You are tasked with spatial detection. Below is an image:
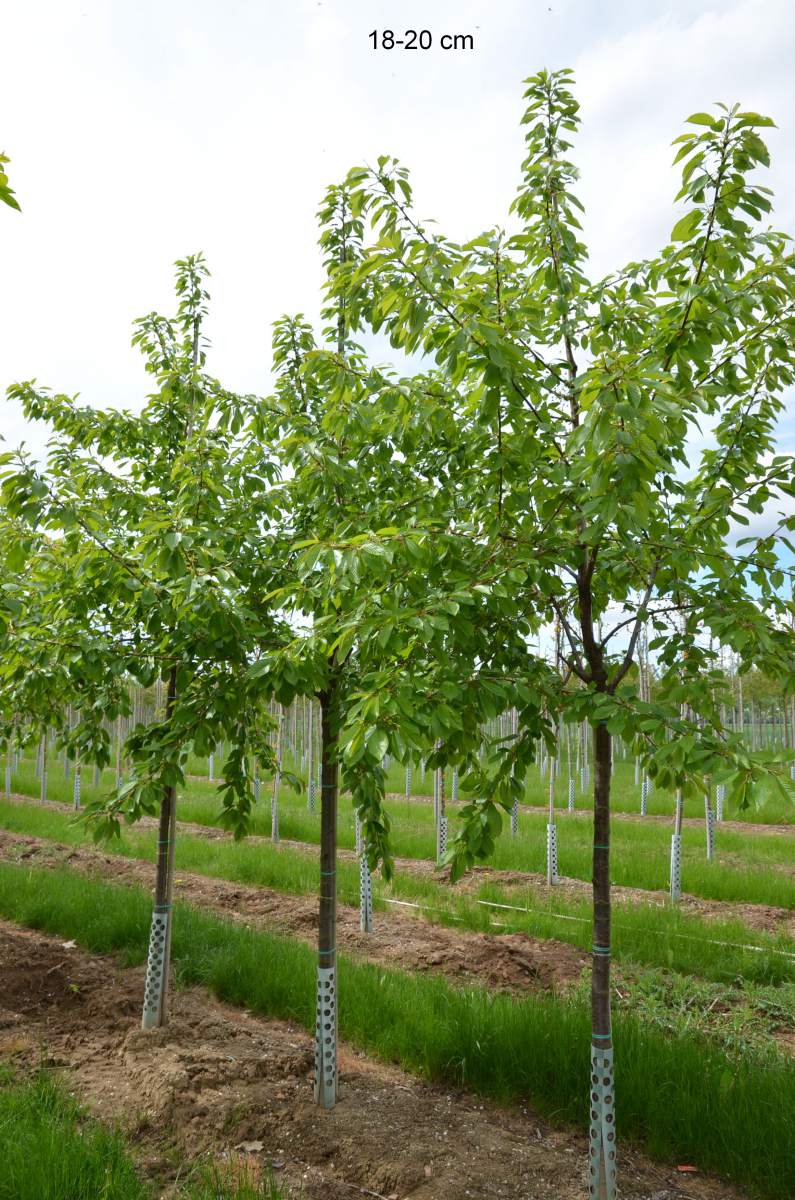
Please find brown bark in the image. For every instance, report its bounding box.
[591,721,612,1044]
[318,679,339,973]
[316,668,341,1107]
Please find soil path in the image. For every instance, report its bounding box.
[4,792,795,940]
[0,829,588,995]
[0,919,751,1200]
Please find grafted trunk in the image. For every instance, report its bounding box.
[141,665,178,1030]
[39,731,47,802]
[589,720,616,1200]
[315,674,340,1108]
[307,699,316,811]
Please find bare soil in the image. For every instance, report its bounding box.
[0,920,750,1200]
[0,828,587,995]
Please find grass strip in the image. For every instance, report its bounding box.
[1,795,793,987]
[11,758,795,911]
[0,863,793,1199]
[0,1067,148,1200]
[0,1066,286,1200]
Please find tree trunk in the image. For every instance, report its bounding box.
[589,720,616,1200]
[307,700,316,812]
[141,665,178,1030]
[271,706,283,841]
[315,674,339,1108]
[115,714,123,788]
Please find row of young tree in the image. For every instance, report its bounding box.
[6,655,793,905]
[3,70,795,1199]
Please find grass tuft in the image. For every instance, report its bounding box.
[0,863,793,1199]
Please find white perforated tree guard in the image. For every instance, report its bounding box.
[705,796,715,861]
[640,776,648,816]
[546,823,559,885]
[452,769,459,803]
[716,783,725,822]
[405,764,411,800]
[437,815,448,863]
[314,965,338,1108]
[670,833,682,902]
[73,769,81,810]
[568,777,575,812]
[271,792,279,841]
[208,751,215,782]
[580,766,587,793]
[588,1045,617,1199]
[510,798,519,837]
[354,813,363,856]
[359,853,373,933]
[308,771,316,813]
[141,907,171,1030]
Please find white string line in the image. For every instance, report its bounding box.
[378,895,795,960]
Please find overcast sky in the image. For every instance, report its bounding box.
[2,0,794,483]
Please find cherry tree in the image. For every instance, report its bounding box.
[334,69,795,1198]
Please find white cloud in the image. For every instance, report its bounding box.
[1,0,794,470]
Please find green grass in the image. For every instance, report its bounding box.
[0,1068,148,1200]
[0,1066,286,1200]
[2,795,794,987]
[13,746,795,829]
[182,745,795,824]
[32,761,795,909]
[0,863,793,1199]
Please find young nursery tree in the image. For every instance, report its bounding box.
[252,183,456,1107]
[335,69,795,1198]
[250,181,555,1105]
[2,254,291,1030]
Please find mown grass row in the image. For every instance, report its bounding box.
[0,863,793,1199]
[1,795,794,987]
[16,755,795,917]
[186,747,795,825]
[0,1066,284,1200]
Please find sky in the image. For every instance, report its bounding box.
[2,0,795,518]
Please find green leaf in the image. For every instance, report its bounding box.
[366,728,389,762]
[670,210,702,241]
[686,112,717,127]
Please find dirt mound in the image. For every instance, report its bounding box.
[0,921,748,1200]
